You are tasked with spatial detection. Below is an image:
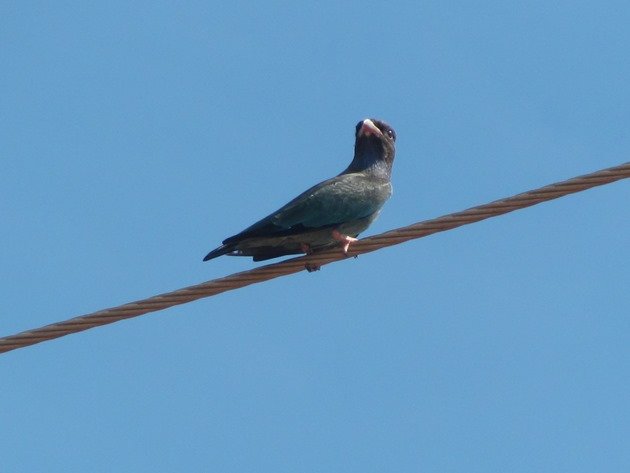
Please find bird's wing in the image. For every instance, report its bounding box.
[224,173,391,242]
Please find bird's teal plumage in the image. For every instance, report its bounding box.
[236,173,391,236]
[203,118,396,262]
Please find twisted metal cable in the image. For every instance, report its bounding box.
[1,162,629,354]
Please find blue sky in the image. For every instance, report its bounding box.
[2,1,629,471]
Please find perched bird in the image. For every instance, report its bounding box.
[203,118,396,267]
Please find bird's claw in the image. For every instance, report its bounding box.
[305,263,321,272]
[331,230,358,256]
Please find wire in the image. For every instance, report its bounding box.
[1,162,629,354]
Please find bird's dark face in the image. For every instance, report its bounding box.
[348,118,396,176]
[355,118,396,143]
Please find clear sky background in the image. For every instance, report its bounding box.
[2,2,629,471]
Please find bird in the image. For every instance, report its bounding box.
[203,118,396,269]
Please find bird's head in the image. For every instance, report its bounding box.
[345,118,396,177]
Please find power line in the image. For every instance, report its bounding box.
[1,162,629,354]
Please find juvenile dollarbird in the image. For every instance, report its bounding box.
[203,118,396,268]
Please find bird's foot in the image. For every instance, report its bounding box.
[331,230,358,256]
[301,243,321,272]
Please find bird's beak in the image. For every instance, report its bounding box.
[359,119,383,137]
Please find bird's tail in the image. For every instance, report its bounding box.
[202,244,235,261]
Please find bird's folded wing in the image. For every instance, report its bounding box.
[225,173,391,242]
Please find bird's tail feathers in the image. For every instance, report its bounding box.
[202,244,235,261]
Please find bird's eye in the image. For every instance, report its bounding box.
[387,129,396,141]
